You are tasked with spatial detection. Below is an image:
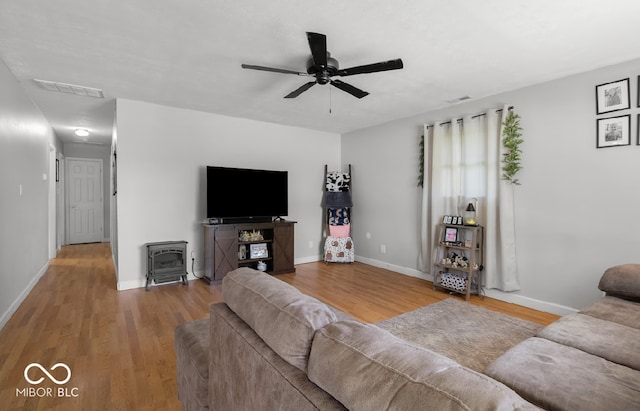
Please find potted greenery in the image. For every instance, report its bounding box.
[501,111,523,185]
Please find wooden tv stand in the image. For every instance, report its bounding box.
[202,220,296,283]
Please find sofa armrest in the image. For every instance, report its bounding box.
[599,264,640,301]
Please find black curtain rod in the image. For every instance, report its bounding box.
[425,106,514,129]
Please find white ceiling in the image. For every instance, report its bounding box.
[2,1,640,145]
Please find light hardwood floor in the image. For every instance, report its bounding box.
[0,243,558,410]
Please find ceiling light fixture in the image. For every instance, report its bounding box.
[74,128,90,137]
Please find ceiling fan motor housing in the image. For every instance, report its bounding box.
[306,53,339,84]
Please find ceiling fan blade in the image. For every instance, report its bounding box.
[241,64,309,76]
[284,81,317,98]
[336,58,404,76]
[306,32,328,68]
[330,79,369,99]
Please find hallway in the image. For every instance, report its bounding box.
[0,243,219,410]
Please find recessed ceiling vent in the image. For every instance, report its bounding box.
[33,79,104,98]
[445,95,473,104]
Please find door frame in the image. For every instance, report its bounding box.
[48,145,57,258]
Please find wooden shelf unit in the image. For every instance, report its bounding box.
[203,220,296,283]
[433,223,484,301]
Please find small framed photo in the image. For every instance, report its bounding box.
[596,78,630,114]
[442,215,449,224]
[444,215,452,224]
[596,114,630,148]
[444,227,458,242]
[249,243,268,259]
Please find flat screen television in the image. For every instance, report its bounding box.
[206,166,288,223]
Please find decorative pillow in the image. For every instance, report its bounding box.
[329,224,350,238]
[326,172,351,192]
[598,264,640,299]
[328,208,350,225]
[222,267,337,371]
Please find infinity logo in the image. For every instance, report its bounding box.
[24,363,71,385]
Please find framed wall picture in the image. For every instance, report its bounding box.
[596,114,630,148]
[595,78,630,114]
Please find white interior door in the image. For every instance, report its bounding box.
[67,158,103,244]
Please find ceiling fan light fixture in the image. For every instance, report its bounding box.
[74,128,90,137]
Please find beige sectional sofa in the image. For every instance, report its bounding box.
[486,264,640,411]
[175,265,640,410]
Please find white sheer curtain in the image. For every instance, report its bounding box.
[420,105,520,291]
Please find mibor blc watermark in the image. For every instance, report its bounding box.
[16,362,80,398]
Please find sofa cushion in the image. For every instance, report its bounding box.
[486,337,640,411]
[537,313,640,371]
[579,295,640,329]
[222,267,337,372]
[598,264,640,300]
[308,320,539,411]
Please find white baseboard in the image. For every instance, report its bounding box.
[0,261,50,331]
[354,255,577,316]
[355,255,432,282]
[295,255,323,265]
[117,272,204,291]
[483,289,577,316]
[117,278,145,290]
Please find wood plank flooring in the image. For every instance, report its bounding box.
[0,243,558,410]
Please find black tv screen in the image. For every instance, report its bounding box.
[206,166,288,220]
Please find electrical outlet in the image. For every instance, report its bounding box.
[191,251,196,259]
[380,244,386,254]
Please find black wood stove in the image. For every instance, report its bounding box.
[145,241,189,291]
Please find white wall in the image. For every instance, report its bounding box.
[0,59,61,328]
[115,99,341,289]
[343,57,640,314]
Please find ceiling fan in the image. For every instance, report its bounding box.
[241,32,403,99]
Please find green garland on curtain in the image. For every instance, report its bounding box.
[418,134,424,187]
[501,111,523,185]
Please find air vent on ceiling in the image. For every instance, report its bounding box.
[33,79,104,98]
[445,95,472,104]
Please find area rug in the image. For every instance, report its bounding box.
[376,298,542,373]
